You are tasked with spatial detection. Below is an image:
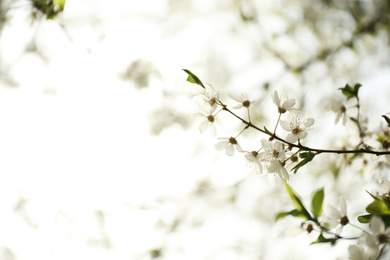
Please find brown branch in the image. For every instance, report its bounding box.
[220,102,390,156]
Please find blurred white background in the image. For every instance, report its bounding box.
[0,0,389,259]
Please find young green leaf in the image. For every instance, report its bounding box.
[311,233,337,245]
[339,83,355,100]
[275,209,309,221]
[382,115,390,127]
[291,151,316,173]
[365,191,390,215]
[284,182,311,220]
[311,188,324,218]
[338,83,362,100]
[357,214,371,223]
[182,69,205,88]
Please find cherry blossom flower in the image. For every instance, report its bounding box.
[243,150,263,174]
[330,98,347,125]
[348,244,377,260]
[196,111,217,137]
[229,92,255,109]
[372,177,390,200]
[280,114,315,143]
[325,198,349,235]
[215,137,243,156]
[272,90,297,114]
[362,216,390,254]
[260,139,289,180]
[194,83,219,113]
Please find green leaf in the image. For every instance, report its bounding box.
[182,69,205,88]
[382,115,390,127]
[353,83,362,95]
[32,0,66,20]
[339,83,355,100]
[338,83,362,100]
[311,188,324,218]
[275,209,308,221]
[284,182,311,220]
[358,214,371,223]
[366,200,390,215]
[365,191,390,215]
[291,151,316,173]
[311,233,337,245]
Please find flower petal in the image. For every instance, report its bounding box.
[225,145,235,156]
[272,91,280,107]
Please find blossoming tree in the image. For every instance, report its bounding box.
[184,69,390,260]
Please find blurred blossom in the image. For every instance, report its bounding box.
[362,216,390,254]
[196,111,217,137]
[215,137,243,156]
[324,198,349,235]
[229,92,254,109]
[348,244,377,260]
[372,177,390,200]
[330,98,347,125]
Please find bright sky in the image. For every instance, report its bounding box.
[0,1,389,260]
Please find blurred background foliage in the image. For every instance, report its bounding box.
[0,0,389,259]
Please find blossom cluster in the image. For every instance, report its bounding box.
[194,85,315,181]
[185,71,390,260]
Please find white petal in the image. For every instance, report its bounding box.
[340,198,347,215]
[272,91,280,107]
[286,133,298,143]
[254,161,263,174]
[297,131,308,140]
[215,140,228,150]
[282,98,296,109]
[199,120,209,133]
[274,141,284,152]
[209,123,216,137]
[268,160,280,173]
[325,204,342,220]
[370,216,384,234]
[342,114,347,125]
[232,104,243,109]
[280,166,289,181]
[303,118,315,127]
[280,120,291,131]
[225,145,235,156]
[348,245,364,260]
[235,143,243,153]
[229,93,242,102]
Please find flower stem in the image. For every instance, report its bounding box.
[274,113,282,134]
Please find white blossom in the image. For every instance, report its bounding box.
[325,198,349,235]
[330,98,347,125]
[272,90,297,114]
[260,139,289,180]
[372,177,390,200]
[215,137,243,156]
[244,151,263,174]
[194,83,220,113]
[280,114,315,143]
[196,111,217,137]
[229,92,255,109]
[361,216,390,255]
[348,244,377,260]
